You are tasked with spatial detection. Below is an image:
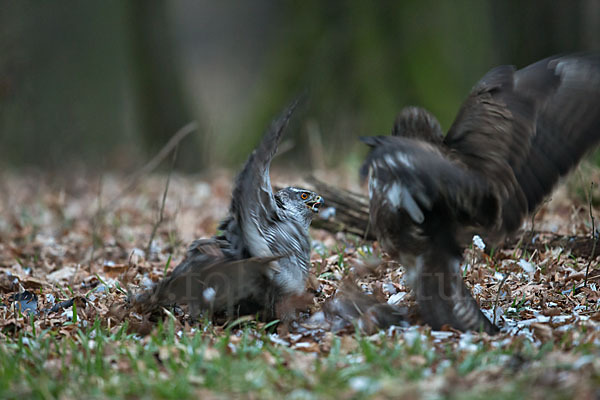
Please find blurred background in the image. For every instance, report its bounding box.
[1,0,599,173]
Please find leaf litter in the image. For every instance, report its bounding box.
[2,170,600,397]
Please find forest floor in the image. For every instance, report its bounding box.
[1,168,600,399]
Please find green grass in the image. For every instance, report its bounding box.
[1,317,597,399]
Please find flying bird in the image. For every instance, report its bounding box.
[136,101,324,320]
[361,53,600,334]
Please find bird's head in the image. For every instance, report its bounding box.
[275,187,324,227]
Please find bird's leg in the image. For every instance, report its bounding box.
[412,248,499,334]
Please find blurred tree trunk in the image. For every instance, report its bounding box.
[126,1,200,170]
[490,0,594,66]
[0,1,138,170]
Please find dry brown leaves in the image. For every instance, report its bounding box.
[1,170,600,358]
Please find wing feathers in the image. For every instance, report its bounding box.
[361,136,497,227]
[361,53,600,333]
[134,252,279,317]
[231,100,299,223]
[445,53,600,237]
[229,100,299,258]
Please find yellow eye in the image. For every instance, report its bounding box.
[301,192,309,200]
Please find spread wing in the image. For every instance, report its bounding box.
[445,53,600,235]
[360,136,498,229]
[227,100,299,258]
[134,238,279,317]
[360,53,600,334]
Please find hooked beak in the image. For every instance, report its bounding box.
[307,196,324,213]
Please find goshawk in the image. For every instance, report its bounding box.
[137,102,323,319]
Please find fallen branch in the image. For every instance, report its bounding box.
[304,176,375,240]
[504,231,600,259]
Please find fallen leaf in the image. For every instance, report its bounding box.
[47,266,76,283]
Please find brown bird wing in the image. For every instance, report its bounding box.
[360,136,497,229]
[444,53,600,236]
[391,106,444,143]
[360,54,600,334]
[135,239,279,318]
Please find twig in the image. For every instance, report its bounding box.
[146,144,179,257]
[87,173,104,269]
[528,207,539,246]
[85,122,195,268]
[585,182,596,288]
[493,272,510,326]
[103,121,197,213]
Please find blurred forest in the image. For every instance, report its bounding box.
[1,0,599,172]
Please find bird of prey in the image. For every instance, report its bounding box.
[361,53,600,334]
[136,102,324,320]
